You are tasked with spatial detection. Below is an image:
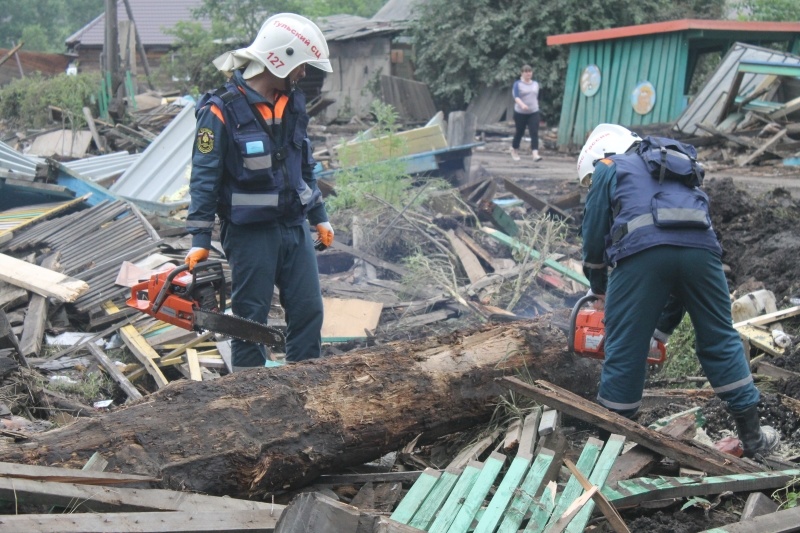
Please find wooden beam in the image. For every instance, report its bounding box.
[737,129,787,167]
[103,301,169,388]
[502,178,571,220]
[564,458,630,533]
[186,348,203,381]
[85,343,143,401]
[0,252,88,302]
[446,229,486,285]
[0,460,155,485]
[329,240,408,276]
[733,306,800,328]
[19,254,60,359]
[501,378,760,475]
[0,509,280,532]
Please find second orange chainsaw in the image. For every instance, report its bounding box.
[568,294,666,365]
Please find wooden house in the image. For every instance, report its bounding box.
[547,19,800,150]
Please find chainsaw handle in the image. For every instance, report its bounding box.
[150,264,191,315]
[567,294,600,354]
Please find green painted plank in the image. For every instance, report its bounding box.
[558,43,583,148]
[446,451,506,533]
[481,227,589,287]
[523,480,558,533]
[390,468,442,524]
[496,449,555,533]
[490,205,518,237]
[603,468,800,508]
[473,452,533,533]
[738,61,800,77]
[542,438,604,531]
[670,35,690,120]
[565,434,626,533]
[428,462,484,533]
[409,468,462,530]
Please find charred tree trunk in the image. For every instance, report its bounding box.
[0,318,599,498]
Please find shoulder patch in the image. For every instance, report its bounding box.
[598,158,614,165]
[197,128,215,154]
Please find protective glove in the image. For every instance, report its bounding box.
[315,222,334,251]
[185,247,209,270]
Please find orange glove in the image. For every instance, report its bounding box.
[185,247,209,270]
[315,222,334,250]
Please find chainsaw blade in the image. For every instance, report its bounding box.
[192,308,285,352]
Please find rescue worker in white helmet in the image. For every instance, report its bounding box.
[185,13,333,370]
[579,123,779,460]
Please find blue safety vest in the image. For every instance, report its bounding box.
[605,152,722,264]
[198,82,321,225]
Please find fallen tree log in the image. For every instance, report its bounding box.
[0,318,599,498]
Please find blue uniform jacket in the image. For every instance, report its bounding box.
[186,71,328,249]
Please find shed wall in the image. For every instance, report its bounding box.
[558,33,688,149]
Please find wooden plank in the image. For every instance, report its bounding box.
[502,418,523,453]
[474,452,533,533]
[0,476,280,513]
[736,324,784,356]
[502,178,572,220]
[0,281,27,310]
[0,252,88,302]
[408,467,461,530]
[85,342,143,401]
[103,301,169,388]
[427,461,483,533]
[755,360,799,380]
[19,254,60,358]
[518,407,543,456]
[390,468,441,524]
[83,106,107,153]
[329,240,408,276]
[447,452,506,532]
[446,229,486,285]
[0,461,155,485]
[336,123,448,165]
[186,348,202,382]
[482,228,590,287]
[543,486,598,533]
[740,491,779,521]
[447,430,500,470]
[604,468,800,508]
[502,378,760,475]
[565,435,626,533]
[496,449,554,533]
[737,129,787,167]
[564,458,630,533]
[733,306,800,328]
[0,509,281,533]
[525,481,558,533]
[545,438,604,530]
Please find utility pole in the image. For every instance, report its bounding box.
[104,0,124,119]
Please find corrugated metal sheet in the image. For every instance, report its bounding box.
[675,42,800,135]
[0,140,37,178]
[0,200,162,315]
[110,103,195,210]
[557,32,687,149]
[64,151,141,183]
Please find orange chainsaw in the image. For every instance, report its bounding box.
[568,294,666,364]
[126,261,285,351]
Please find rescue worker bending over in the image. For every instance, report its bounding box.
[185,13,334,369]
[578,123,779,460]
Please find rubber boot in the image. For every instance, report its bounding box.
[730,404,780,459]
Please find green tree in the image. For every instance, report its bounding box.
[735,0,800,21]
[409,0,725,123]
[0,0,104,53]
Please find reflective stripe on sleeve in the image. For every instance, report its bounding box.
[713,374,754,394]
[298,182,314,205]
[582,261,607,270]
[597,394,641,412]
[186,220,215,229]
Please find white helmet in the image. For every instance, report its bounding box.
[213,13,333,79]
[576,124,641,186]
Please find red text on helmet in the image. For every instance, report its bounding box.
[273,21,311,47]
[267,52,285,69]
[310,45,322,59]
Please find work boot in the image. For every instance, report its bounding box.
[730,404,780,459]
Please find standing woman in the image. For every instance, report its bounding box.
[511,64,542,162]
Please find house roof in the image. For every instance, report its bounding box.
[371,0,424,22]
[65,0,210,48]
[547,19,800,46]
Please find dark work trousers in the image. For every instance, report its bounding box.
[220,219,323,366]
[597,245,759,417]
[512,110,540,151]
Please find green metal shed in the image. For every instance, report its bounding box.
[547,19,800,150]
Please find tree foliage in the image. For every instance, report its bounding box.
[0,0,104,53]
[0,72,101,129]
[409,0,725,123]
[734,0,800,22]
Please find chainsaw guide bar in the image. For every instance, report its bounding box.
[193,308,285,352]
